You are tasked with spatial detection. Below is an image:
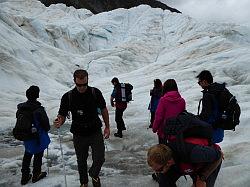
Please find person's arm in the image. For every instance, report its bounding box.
[152,97,165,133]
[39,107,50,132]
[95,88,110,138]
[54,93,69,128]
[199,93,213,121]
[101,107,110,139]
[190,144,223,182]
[110,88,116,107]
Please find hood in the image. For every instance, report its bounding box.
[17,100,41,111]
[205,82,226,94]
[162,91,183,103]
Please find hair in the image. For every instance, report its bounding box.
[147,144,173,167]
[162,79,178,95]
[154,79,162,89]
[111,77,119,84]
[26,85,40,101]
[196,70,213,84]
[73,69,88,81]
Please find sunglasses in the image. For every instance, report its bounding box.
[76,82,88,87]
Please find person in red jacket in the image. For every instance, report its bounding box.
[110,77,127,138]
[152,79,186,144]
[147,143,222,187]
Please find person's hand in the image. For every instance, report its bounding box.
[54,116,64,128]
[195,176,206,187]
[103,126,110,139]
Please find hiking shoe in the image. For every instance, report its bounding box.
[92,176,101,187]
[114,132,123,138]
[32,172,47,183]
[152,173,159,182]
[21,174,32,185]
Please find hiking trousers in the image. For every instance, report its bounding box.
[115,107,126,133]
[21,151,44,176]
[73,130,105,185]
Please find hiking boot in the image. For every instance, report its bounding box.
[114,132,123,138]
[21,174,32,185]
[32,171,47,183]
[152,173,159,182]
[92,176,101,187]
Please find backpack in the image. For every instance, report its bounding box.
[164,111,213,162]
[13,108,39,141]
[199,83,241,130]
[115,83,133,102]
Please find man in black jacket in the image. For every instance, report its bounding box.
[196,70,224,143]
[147,143,222,187]
[18,86,50,185]
[54,69,110,187]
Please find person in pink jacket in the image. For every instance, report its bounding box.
[152,79,186,144]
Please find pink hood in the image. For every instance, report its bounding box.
[152,91,186,139]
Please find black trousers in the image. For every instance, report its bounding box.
[115,108,126,133]
[21,151,44,176]
[73,130,105,185]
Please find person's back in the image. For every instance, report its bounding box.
[17,86,50,185]
[153,79,185,143]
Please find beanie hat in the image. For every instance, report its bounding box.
[26,85,40,101]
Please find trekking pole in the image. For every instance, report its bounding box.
[104,139,109,152]
[47,147,50,175]
[58,128,67,187]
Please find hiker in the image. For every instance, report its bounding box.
[110,77,128,138]
[17,86,50,185]
[152,79,185,144]
[196,70,225,143]
[148,79,162,128]
[54,69,110,187]
[147,144,222,187]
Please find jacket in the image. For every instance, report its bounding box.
[19,100,50,154]
[199,82,224,143]
[148,87,162,112]
[153,91,185,139]
[58,86,106,136]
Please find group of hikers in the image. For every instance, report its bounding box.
[13,69,240,187]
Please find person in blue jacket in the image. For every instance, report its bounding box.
[148,79,162,128]
[18,86,50,185]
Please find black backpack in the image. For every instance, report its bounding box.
[13,108,39,141]
[115,83,133,102]
[165,111,213,161]
[199,83,241,130]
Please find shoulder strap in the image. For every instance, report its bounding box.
[91,87,97,101]
[68,90,73,111]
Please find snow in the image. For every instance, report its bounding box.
[0,0,250,186]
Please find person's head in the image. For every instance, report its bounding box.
[196,70,213,89]
[111,77,119,86]
[154,79,162,89]
[162,79,178,95]
[147,144,174,173]
[73,69,88,93]
[26,85,40,101]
